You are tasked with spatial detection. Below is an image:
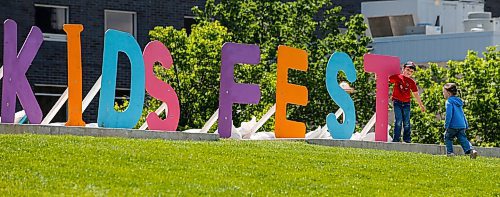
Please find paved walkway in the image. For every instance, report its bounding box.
[306,139,500,158]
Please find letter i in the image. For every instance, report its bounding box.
[64,24,86,126]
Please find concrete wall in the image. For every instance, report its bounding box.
[0,123,219,141]
[441,0,484,34]
[372,31,498,63]
[362,0,485,35]
[362,0,419,18]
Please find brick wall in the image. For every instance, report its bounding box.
[0,0,206,123]
[485,0,500,17]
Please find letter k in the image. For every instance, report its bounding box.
[2,19,43,123]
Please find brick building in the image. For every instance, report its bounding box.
[0,0,205,123]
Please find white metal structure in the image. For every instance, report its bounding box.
[362,0,485,35]
[249,104,276,134]
[41,75,102,125]
[200,109,219,133]
[138,102,168,130]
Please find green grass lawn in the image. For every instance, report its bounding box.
[0,134,498,196]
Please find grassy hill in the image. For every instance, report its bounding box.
[0,134,498,196]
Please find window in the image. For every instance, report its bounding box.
[105,10,137,37]
[184,16,197,35]
[34,4,68,42]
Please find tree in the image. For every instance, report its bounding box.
[138,21,231,130]
[142,0,372,132]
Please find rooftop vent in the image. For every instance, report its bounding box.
[468,12,492,19]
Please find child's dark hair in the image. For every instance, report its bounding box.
[444,83,458,95]
[403,61,417,71]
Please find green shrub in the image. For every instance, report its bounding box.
[138,21,231,130]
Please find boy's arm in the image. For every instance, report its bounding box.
[388,74,397,84]
[412,91,426,112]
[445,100,453,129]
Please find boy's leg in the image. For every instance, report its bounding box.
[444,128,457,154]
[402,102,411,143]
[456,129,473,154]
[392,101,403,142]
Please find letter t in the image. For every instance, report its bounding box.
[363,54,400,142]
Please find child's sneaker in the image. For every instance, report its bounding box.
[446,153,455,157]
[470,150,478,159]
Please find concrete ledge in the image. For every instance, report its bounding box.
[306,139,500,158]
[0,124,219,141]
[1,124,497,157]
[243,138,307,142]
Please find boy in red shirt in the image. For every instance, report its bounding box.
[389,61,426,143]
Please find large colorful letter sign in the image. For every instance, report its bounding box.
[64,24,86,126]
[218,43,261,138]
[364,54,400,141]
[326,52,357,139]
[2,19,43,124]
[97,30,145,128]
[143,41,180,131]
[275,45,308,138]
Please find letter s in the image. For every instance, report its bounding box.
[143,41,180,131]
[325,52,357,139]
